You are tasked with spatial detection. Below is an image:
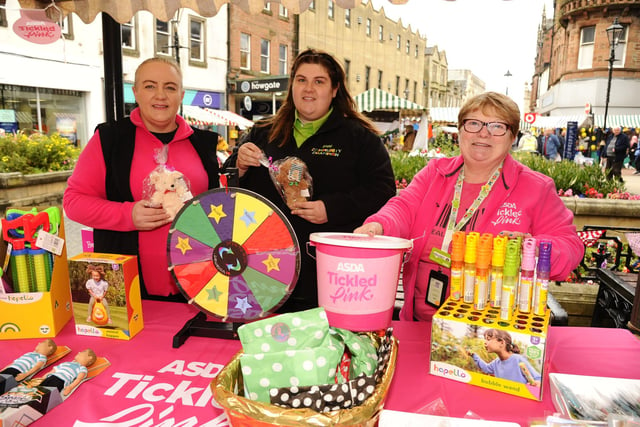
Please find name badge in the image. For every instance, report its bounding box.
[429,247,451,269]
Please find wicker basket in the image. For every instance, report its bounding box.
[212,335,398,426]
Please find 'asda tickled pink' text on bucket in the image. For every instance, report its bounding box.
[327,263,378,303]
[309,233,412,332]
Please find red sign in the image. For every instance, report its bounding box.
[585,103,592,114]
[524,112,537,124]
[13,10,61,45]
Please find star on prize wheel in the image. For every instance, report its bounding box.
[167,188,300,322]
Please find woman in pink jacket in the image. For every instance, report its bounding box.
[355,92,584,321]
[64,57,219,299]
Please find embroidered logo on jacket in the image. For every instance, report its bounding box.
[491,202,522,226]
[311,146,342,157]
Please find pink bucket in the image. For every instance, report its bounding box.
[309,232,412,331]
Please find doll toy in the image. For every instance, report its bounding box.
[0,339,58,394]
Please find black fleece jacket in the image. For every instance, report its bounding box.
[224,109,396,312]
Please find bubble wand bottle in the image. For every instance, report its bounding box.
[500,238,520,321]
[533,240,552,316]
[450,231,465,301]
[474,233,493,310]
[490,235,508,308]
[463,232,479,304]
[518,237,537,313]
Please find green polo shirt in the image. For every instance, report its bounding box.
[293,108,333,147]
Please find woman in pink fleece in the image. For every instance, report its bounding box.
[355,92,584,321]
[64,57,219,300]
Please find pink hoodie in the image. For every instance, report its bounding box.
[365,154,584,321]
[64,108,210,296]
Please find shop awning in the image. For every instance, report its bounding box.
[531,115,588,129]
[429,107,459,124]
[182,105,214,127]
[355,88,425,113]
[204,108,254,129]
[593,114,640,130]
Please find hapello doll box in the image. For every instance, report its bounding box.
[68,252,143,340]
[429,298,550,401]
[0,208,72,340]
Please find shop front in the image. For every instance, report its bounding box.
[0,84,87,146]
[233,76,289,121]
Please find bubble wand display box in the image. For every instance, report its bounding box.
[68,252,143,340]
[429,298,550,401]
[0,211,72,340]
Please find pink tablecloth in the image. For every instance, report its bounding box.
[1,300,639,426]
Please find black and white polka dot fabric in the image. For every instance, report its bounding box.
[269,328,394,412]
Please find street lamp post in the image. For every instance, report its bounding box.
[504,70,512,96]
[603,18,624,131]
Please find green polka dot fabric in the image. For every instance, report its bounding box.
[269,328,394,412]
[238,308,345,403]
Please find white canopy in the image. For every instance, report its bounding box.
[355,88,425,113]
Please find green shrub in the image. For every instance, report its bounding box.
[513,152,623,196]
[390,148,624,197]
[0,132,80,174]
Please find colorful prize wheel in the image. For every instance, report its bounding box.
[167,188,300,322]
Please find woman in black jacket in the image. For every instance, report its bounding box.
[224,49,396,313]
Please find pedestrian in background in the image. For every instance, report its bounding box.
[603,126,630,182]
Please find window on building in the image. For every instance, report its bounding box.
[345,9,351,27]
[395,75,400,96]
[366,18,371,36]
[260,39,270,73]
[240,33,251,70]
[432,64,438,83]
[613,25,628,68]
[344,59,351,85]
[189,17,205,64]
[328,0,334,20]
[59,15,73,39]
[577,26,595,70]
[405,40,410,54]
[309,1,315,10]
[377,70,383,89]
[279,5,288,18]
[279,44,288,75]
[155,19,172,56]
[378,25,384,42]
[121,18,137,53]
[365,66,371,90]
[263,3,271,12]
[405,78,409,98]
[396,35,401,50]
[415,44,419,58]
[0,6,7,27]
[413,81,417,103]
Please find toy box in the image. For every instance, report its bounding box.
[0,209,72,340]
[68,252,143,340]
[429,298,550,401]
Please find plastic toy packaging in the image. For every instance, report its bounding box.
[142,145,193,221]
[268,156,313,209]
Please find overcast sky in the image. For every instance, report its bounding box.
[369,0,554,112]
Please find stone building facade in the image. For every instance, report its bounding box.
[530,0,640,117]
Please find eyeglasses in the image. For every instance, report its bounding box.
[462,119,511,136]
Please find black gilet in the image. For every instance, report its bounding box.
[93,117,220,257]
